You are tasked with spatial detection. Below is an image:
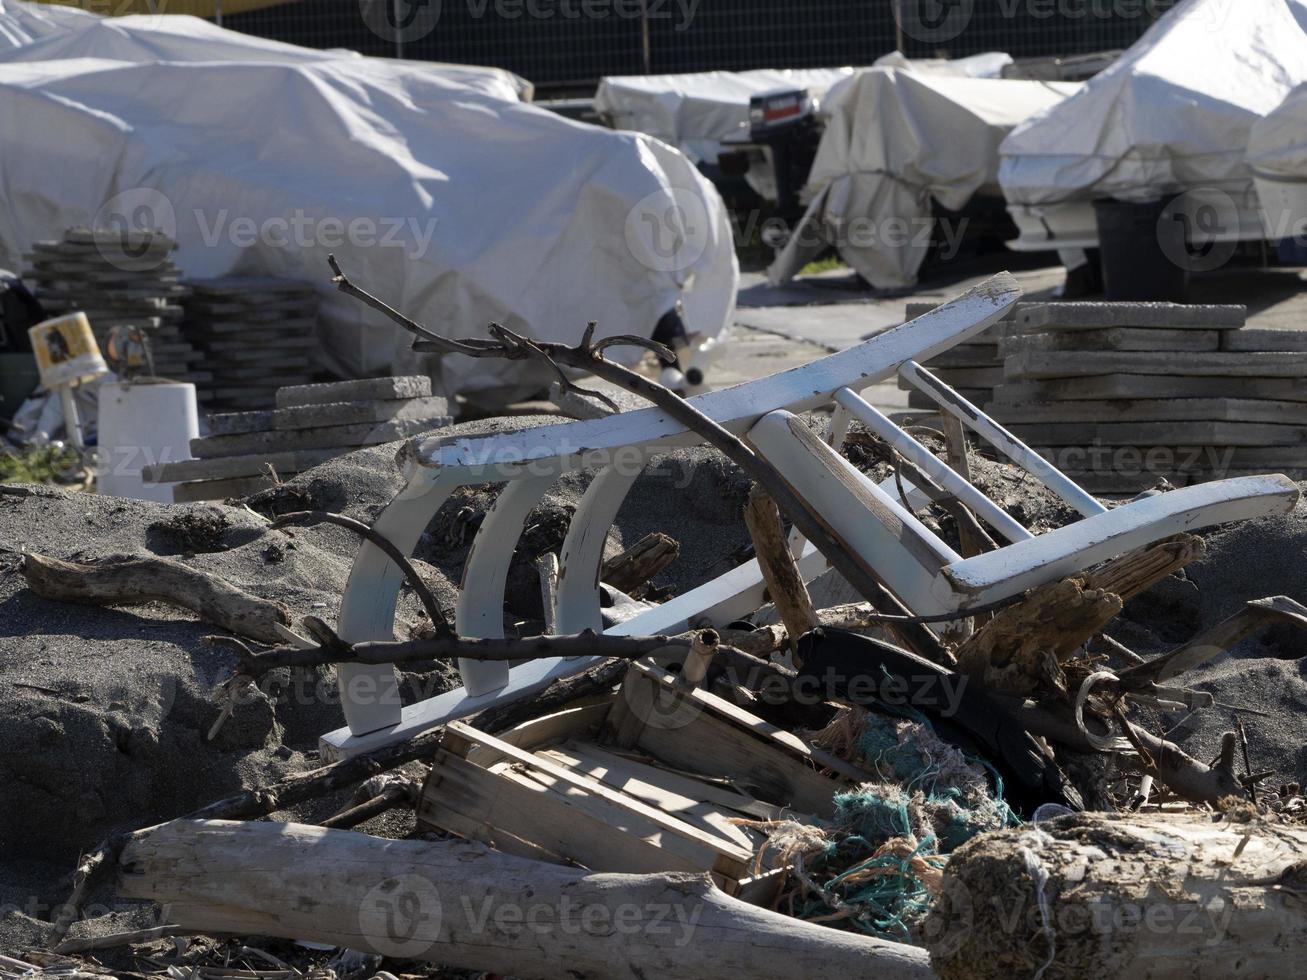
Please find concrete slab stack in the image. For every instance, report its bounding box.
[899,301,1024,410]
[180,276,320,411]
[987,302,1307,494]
[22,228,207,392]
[144,376,450,502]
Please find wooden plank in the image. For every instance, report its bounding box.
[505,764,754,868]
[988,398,1307,425]
[446,721,755,874]
[419,749,681,872]
[1005,350,1307,380]
[1005,420,1307,447]
[999,328,1220,355]
[612,669,845,818]
[533,746,762,852]
[632,661,872,783]
[462,699,615,768]
[994,375,1307,403]
[554,740,784,820]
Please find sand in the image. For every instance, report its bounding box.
[2,415,1305,958]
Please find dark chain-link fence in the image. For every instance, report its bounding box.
[221,0,1170,92]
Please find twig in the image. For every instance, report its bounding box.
[55,925,190,955]
[268,509,451,636]
[213,626,705,690]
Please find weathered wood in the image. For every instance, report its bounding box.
[536,551,560,634]
[1117,595,1307,689]
[21,551,290,644]
[1083,534,1205,603]
[928,813,1307,980]
[117,820,933,980]
[743,485,818,657]
[602,532,680,594]
[955,578,1122,697]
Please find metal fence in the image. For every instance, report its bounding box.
[221,0,1167,92]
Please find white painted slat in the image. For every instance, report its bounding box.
[417,274,1022,481]
[334,466,462,736]
[455,474,555,695]
[937,475,1300,608]
[833,387,1034,544]
[555,466,641,636]
[897,359,1107,518]
[747,410,960,616]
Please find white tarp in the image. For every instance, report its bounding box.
[594,68,858,166]
[0,0,96,49]
[1249,82,1307,181]
[1000,0,1307,211]
[1247,82,1307,240]
[0,9,736,401]
[594,54,1012,167]
[0,4,532,101]
[769,69,1077,289]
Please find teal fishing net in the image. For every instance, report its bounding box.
[746,706,1020,943]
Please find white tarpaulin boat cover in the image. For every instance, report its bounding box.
[594,68,858,165]
[0,0,95,49]
[0,6,736,400]
[594,54,1012,166]
[1247,81,1307,238]
[769,69,1077,289]
[1000,0,1307,212]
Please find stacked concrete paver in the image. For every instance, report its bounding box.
[989,302,1307,493]
[146,376,450,502]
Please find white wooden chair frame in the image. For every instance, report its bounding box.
[320,273,1299,759]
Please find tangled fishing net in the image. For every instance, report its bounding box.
[738,704,1019,943]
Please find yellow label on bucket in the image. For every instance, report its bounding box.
[28,313,109,390]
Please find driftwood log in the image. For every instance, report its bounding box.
[21,552,290,644]
[117,820,933,980]
[601,532,680,595]
[743,485,818,656]
[928,813,1307,980]
[955,577,1122,697]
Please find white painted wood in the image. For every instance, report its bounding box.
[898,358,1107,518]
[334,466,461,736]
[936,474,1300,608]
[747,410,960,616]
[833,387,1034,544]
[416,275,1022,481]
[556,466,640,636]
[456,474,555,695]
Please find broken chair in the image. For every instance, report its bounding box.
[320,272,1300,759]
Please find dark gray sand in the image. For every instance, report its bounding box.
[2,418,1304,957]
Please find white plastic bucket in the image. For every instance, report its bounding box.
[96,381,199,503]
[28,312,108,389]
